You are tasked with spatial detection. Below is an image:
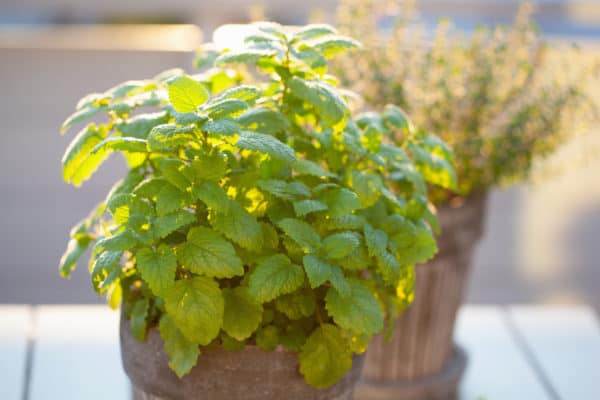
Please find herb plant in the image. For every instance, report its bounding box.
[336,1,598,204]
[59,22,453,388]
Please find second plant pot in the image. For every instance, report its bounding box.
[120,315,365,400]
[355,192,488,400]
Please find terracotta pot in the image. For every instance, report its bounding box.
[355,193,488,400]
[120,315,365,400]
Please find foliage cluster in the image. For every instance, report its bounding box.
[336,0,598,203]
[59,22,453,387]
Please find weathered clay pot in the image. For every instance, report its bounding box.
[355,193,488,400]
[120,315,365,400]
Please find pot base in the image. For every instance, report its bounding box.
[354,345,467,400]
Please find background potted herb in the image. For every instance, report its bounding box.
[335,1,599,398]
[58,22,453,399]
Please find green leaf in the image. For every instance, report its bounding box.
[163,276,224,345]
[410,143,457,190]
[257,179,311,200]
[136,245,177,295]
[299,324,352,388]
[363,224,388,258]
[255,325,280,351]
[350,171,382,208]
[277,218,321,253]
[147,124,196,151]
[190,152,228,182]
[388,224,438,265]
[287,77,347,125]
[320,188,361,217]
[383,104,412,132]
[236,107,289,135]
[168,75,209,113]
[248,254,304,303]
[95,230,137,252]
[222,287,263,340]
[291,24,337,42]
[321,232,360,259]
[237,131,296,163]
[293,159,335,178]
[325,280,383,335]
[177,226,243,278]
[60,106,105,135]
[160,158,192,192]
[375,250,401,286]
[328,265,351,297]
[90,250,122,293]
[215,48,277,66]
[192,181,230,212]
[153,210,195,239]
[211,201,263,251]
[202,118,239,136]
[59,236,92,278]
[302,254,333,288]
[159,314,200,378]
[215,85,261,103]
[203,98,248,119]
[155,183,190,216]
[293,199,328,217]
[118,111,169,139]
[92,137,147,154]
[307,35,361,58]
[130,298,149,340]
[62,125,109,186]
[275,289,316,320]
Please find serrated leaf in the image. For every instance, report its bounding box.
[118,111,170,139]
[275,289,316,320]
[277,218,321,253]
[236,107,288,135]
[248,254,304,303]
[320,187,361,217]
[325,280,383,335]
[237,131,296,163]
[222,287,263,340]
[410,143,457,190]
[299,324,352,388]
[255,325,280,351]
[302,254,332,288]
[92,137,147,154]
[202,118,239,136]
[163,276,224,345]
[292,24,337,42]
[306,35,361,58]
[59,235,92,278]
[190,152,228,182]
[160,158,192,192]
[363,223,388,259]
[130,298,149,340]
[293,159,335,178]
[192,181,230,211]
[203,98,248,119]
[257,179,311,200]
[159,314,200,378]
[293,199,328,217]
[350,170,382,208]
[60,106,105,135]
[177,226,243,278]
[136,245,177,295]
[211,201,263,251]
[321,232,360,259]
[95,230,137,252]
[155,183,189,216]
[62,125,110,186]
[328,265,351,297]
[168,75,209,113]
[215,48,277,66]
[215,85,261,103]
[376,250,401,286]
[147,124,196,151]
[90,250,122,293]
[288,77,347,125]
[153,210,195,239]
[388,224,438,265]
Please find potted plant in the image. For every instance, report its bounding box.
[335,2,599,398]
[58,22,454,399]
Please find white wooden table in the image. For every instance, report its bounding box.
[1,305,599,400]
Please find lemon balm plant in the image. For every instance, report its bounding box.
[59,22,452,398]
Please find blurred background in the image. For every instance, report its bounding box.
[0,0,599,309]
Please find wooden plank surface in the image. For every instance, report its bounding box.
[0,305,31,400]
[456,306,551,400]
[28,306,129,400]
[510,306,600,399]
